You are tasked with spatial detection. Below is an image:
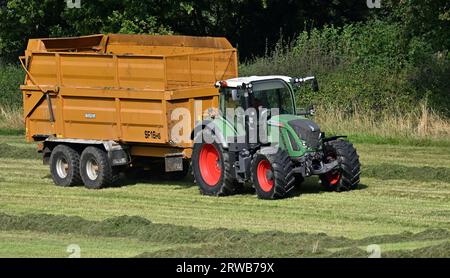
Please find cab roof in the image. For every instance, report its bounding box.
[216,75,292,88]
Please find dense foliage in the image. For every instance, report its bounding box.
[0,63,23,108]
[241,20,450,116]
[0,0,449,115]
[0,0,370,61]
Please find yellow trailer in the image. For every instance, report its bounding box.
[20,34,238,188]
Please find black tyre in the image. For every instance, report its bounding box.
[251,148,295,199]
[80,146,113,189]
[319,140,361,191]
[191,129,239,196]
[294,174,305,187]
[49,144,81,186]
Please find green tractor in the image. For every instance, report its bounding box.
[191,76,361,199]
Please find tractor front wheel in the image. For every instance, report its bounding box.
[251,148,295,199]
[319,140,361,191]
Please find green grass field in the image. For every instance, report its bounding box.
[0,133,449,257]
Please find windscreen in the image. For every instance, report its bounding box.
[252,80,294,115]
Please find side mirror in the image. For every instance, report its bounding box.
[308,104,316,115]
[311,79,319,92]
[296,104,316,116]
[231,89,240,101]
[293,76,319,92]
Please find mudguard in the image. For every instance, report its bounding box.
[191,117,240,149]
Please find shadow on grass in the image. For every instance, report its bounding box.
[43,171,197,189]
[111,174,368,198]
[44,162,447,192]
[110,170,197,189]
[288,176,368,198]
[44,170,368,198]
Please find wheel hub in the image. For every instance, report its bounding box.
[56,157,69,178]
[266,170,273,180]
[257,159,274,192]
[324,152,341,185]
[198,144,222,186]
[86,158,99,180]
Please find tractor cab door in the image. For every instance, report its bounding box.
[249,80,295,145]
[219,88,247,138]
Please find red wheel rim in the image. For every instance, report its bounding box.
[325,171,341,185]
[324,152,341,185]
[257,160,273,192]
[199,144,222,186]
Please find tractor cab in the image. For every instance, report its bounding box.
[217,76,296,116]
[216,75,318,117]
[215,75,321,152]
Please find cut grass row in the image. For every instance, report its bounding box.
[0,213,449,258]
[0,134,449,257]
[0,159,448,237]
[0,136,449,235]
[0,214,450,257]
[0,230,196,258]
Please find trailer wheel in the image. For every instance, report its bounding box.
[319,140,361,191]
[49,145,82,186]
[251,148,295,199]
[80,146,113,189]
[191,129,239,196]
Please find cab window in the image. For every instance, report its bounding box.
[251,80,294,114]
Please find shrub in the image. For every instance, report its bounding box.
[240,20,450,118]
[0,62,24,108]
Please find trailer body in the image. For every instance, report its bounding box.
[20,34,237,162]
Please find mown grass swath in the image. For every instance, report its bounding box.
[0,134,449,257]
[0,1,449,259]
[0,213,449,258]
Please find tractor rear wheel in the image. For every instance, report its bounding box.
[49,144,82,187]
[191,129,239,196]
[319,140,361,191]
[251,148,295,199]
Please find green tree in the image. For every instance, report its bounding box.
[0,0,67,61]
[0,0,371,62]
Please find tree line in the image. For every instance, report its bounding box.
[0,0,447,62]
[1,0,449,115]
